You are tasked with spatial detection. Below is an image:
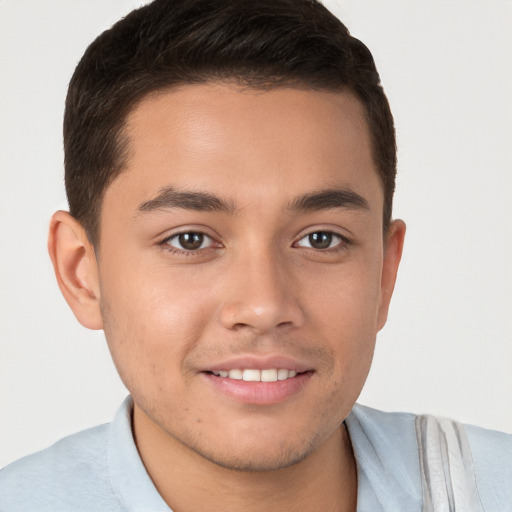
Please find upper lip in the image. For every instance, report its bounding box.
[203,354,313,373]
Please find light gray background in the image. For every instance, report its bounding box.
[1,0,511,468]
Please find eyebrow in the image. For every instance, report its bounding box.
[286,188,369,213]
[138,187,235,214]
[137,186,369,215]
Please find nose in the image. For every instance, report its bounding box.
[219,249,305,334]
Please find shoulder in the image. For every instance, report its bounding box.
[0,423,122,512]
[348,404,512,511]
[349,402,512,459]
[464,422,512,508]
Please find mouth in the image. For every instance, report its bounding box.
[201,364,314,405]
[207,368,300,382]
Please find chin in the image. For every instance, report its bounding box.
[177,420,329,473]
[192,439,316,473]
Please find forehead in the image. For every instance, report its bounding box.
[110,83,381,213]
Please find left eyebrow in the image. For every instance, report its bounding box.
[285,188,370,213]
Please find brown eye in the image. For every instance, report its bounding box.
[166,232,212,251]
[179,233,203,250]
[308,232,332,249]
[296,231,343,250]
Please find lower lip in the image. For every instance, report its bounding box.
[202,372,312,405]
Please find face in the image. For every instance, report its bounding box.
[93,83,403,471]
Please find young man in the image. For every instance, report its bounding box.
[0,0,510,511]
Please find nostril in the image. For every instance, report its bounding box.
[220,300,304,334]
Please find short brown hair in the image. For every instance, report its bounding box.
[64,0,396,245]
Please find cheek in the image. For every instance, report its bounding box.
[303,259,382,382]
[307,256,383,332]
[97,257,217,391]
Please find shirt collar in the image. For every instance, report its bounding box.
[108,396,172,511]
[346,403,422,511]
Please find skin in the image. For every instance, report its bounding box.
[49,83,405,512]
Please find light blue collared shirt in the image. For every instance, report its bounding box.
[1,397,510,511]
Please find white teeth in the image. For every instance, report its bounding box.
[261,369,278,382]
[277,369,289,380]
[228,369,243,380]
[213,369,299,381]
[242,369,260,382]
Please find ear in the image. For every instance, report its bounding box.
[377,219,406,331]
[48,211,103,330]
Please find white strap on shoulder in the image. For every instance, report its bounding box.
[415,414,485,512]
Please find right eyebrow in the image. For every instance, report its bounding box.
[137,187,235,214]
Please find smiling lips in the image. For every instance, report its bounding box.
[211,368,298,382]
[202,355,314,404]
[204,361,313,404]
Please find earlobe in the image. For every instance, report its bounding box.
[377,219,406,331]
[48,211,103,330]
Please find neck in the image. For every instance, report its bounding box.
[133,406,357,512]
